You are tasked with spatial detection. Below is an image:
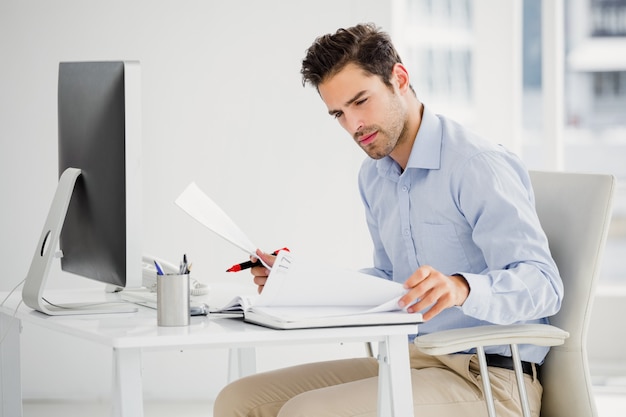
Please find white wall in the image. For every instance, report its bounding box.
[0,0,391,402]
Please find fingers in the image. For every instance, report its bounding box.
[418,288,456,321]
[252,265,269,293]
[255,249,276,269]
[251,249,276,293]
[253,275,268,294]
[399,266,435,309]
[399,266,469,321]
[402,265,432,291]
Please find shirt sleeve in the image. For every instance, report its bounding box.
[451,151,564,324]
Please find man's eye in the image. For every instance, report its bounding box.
[355,98,367,106]
[333,111,343,119]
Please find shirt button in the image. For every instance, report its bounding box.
[403,229,410,236]
[402,186,409,192]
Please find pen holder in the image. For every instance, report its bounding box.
[157,273,190,327]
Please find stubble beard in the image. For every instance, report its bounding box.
[358,93,409,160]
[359,118,409,160]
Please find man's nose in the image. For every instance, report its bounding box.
[345,113,364,135]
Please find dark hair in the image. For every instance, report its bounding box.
[301,23,405,90]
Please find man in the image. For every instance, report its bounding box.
[214,23,563,417]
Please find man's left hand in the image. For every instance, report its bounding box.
[399,265,470,321]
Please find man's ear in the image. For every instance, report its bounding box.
[392,63,411,94]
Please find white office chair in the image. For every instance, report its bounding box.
[415,171,615,417]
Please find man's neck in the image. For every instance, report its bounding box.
[390,100,424,171]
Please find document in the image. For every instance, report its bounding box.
[217,251,423,329]
[175,182,258,256]
[175,182,422,329]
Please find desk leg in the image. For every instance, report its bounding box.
[0,313,22,417]
[227,347,256,382]
[377,335,413,417]
[111,347,143,417]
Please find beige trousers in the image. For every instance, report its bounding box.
[214,344,543,417]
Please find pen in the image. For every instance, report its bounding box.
[226,247,290,273]
[180,254,190,274]
[154,260,164,276]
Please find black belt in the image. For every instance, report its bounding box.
[485,354,534,376]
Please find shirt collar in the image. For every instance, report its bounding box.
[376,105,442,177]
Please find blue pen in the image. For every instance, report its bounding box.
[154,260,164,275]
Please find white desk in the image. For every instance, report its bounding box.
[0,290,417,417]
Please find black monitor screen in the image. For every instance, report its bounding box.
[57,61,141,288]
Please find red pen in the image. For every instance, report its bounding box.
[226,247,290,272]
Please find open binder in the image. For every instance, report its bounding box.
[215,251,423,329]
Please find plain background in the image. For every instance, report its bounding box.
[2,0,623,406]
[0,0,392,403]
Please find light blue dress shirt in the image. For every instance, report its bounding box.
[358,106,563,364]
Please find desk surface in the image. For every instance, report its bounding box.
[0,289,418,349]
[1,288,417,417]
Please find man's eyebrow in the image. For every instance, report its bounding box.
[327,90,368,116]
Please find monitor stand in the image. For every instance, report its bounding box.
[22,167,137,315]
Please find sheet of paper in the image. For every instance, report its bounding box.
[175,182,257,256]
[255,251,407,309]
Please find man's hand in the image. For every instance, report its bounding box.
[251,249,276,294]
[398,265,470,321]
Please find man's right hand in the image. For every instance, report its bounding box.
[251,249,276,293]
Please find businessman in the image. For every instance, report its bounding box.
[214,23,563,417]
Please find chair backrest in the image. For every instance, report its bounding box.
[529,171,615,417]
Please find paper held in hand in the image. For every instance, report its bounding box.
[175,182,258,256]
[175,182,422,329]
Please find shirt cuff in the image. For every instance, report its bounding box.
[456,272,490,320]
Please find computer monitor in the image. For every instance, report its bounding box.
[22,61,142,315]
